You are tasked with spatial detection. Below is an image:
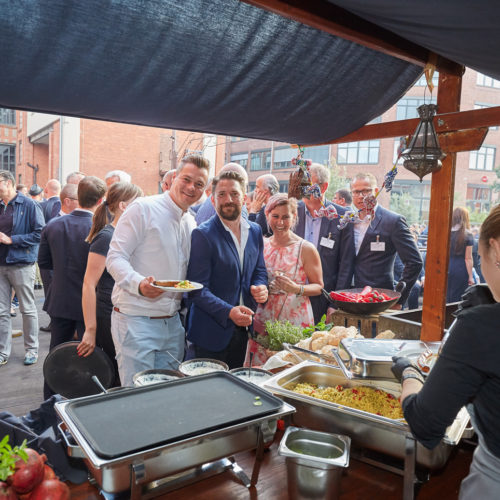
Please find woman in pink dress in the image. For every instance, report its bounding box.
[246,194,323,366]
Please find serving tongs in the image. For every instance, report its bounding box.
[282,343,338,366]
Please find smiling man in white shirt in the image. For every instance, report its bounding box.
[106,155,209,386]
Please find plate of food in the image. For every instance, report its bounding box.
[151,279,203,292]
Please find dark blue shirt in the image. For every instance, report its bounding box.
[0,197,15,265]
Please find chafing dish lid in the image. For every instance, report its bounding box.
[64,372,283,459]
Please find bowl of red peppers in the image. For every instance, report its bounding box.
[323,285,401,315]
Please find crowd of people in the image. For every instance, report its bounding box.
[0,159,492,391]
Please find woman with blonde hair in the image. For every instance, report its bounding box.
[245,193,323,366]
[447,206,474,302]
[77,182,143,384]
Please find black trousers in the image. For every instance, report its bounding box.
[96,314,120,387]
[43,316,85,399]
[194,327,248,369]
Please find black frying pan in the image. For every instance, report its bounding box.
[43,341,115,398]
[323,283,405,315]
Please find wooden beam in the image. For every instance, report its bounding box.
[420,72,462,342]
[241,0,463,74]
[306,106,500,145]
[439,128,488,154]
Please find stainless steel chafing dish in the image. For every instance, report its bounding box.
[263,361,469,470]
[56,372,295,499]
[335,338,441,380]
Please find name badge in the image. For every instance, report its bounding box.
[320,236,334,249]
[370,241,385,251]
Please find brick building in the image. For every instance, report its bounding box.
[0,112,225,194]
[225,69,500,223]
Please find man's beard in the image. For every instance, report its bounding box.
[218,203,241,221]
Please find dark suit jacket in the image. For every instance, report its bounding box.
[186,216,268,351]
[294,200,354,323]
[248,206,271,237]
[351,205,422,305]
[38,210,93,321]
[41,197,62,223]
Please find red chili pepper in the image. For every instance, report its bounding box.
[360,286,372,296]
[351,388,358,394]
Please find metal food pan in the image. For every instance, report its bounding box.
[336,338,441,380]
[263,361,469,469]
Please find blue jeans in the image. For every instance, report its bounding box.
[111,311,185,387]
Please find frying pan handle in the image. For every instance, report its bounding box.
[395,281,406,294]
[57,422,85,458]
[321,288,335,305]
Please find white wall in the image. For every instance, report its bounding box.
[60,116,80,182]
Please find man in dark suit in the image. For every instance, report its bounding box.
[41,179,62,223]
[38,176,106,397]
[294,163,354,323]
[248,173,279,237]
[187,171,268,368]
[348,172,422,307]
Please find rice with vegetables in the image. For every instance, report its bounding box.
[291,382,404,420]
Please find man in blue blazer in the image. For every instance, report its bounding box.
[38,176,106,397]
[187,171,268,368]
[41,179,62,223]
[294,164,355,323]
[348,173,422,307]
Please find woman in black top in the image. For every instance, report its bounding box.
[392,204,500,499]
[447,206,474,302]
[77,182,143,384]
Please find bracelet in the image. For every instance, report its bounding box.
[296,285,304,296]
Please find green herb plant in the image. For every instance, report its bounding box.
[0,435,28,481]
[302,314,333,335]
[265,320,311,351]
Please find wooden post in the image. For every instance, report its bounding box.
[420,70,463,341]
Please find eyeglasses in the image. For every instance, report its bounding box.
[352,189,374,197]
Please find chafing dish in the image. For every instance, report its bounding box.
[335,338,441,380]
[263,361,469,470]
[56,372,294,499]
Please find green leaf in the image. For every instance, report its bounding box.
[0,436,28,481]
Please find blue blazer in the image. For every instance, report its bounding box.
[38,210,93,321]
[186,216,268,351]
[350,205,422,305]
[294,201,354,322]
[42,197,62,223]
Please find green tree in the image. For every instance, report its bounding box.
[389,192,419,224]
[324,159,350,201]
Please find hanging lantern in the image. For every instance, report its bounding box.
[401,104,445,182]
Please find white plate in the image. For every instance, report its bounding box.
[151,280,203,292]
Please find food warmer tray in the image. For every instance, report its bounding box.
[263,361,469,470]
[335,338,441,380]
[56,372,295,497]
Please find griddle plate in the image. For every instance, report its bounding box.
[65,371,283,458]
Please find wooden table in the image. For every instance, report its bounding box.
[68,431,475,499]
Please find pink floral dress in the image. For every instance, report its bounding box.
[245,238,315,367]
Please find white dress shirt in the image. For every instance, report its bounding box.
[107,192,196,316]
[353,204,378,255]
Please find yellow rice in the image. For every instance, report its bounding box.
[291,382,404,420]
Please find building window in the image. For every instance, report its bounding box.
[390,179,431,223]
[337,140,379,164]
[249,182,256,192]
[469,146,495,170]
[230,136,247,142]
[0,144,16,173]
[18,141,22,165]
[466,185,491,213]
[230,152,248,170]
[279,181,289,193]
[273,147,295,169]
[396,97,437,120]
[414,72,439,87]
[476,73,500,88]
[474,103,498,130]
[0,108,16,126]
[250,150,271,171]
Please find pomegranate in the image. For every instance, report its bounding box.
[8,449,46,494]
[0,481,17,500]
[28,480,70,500]
[43,465,56,481]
